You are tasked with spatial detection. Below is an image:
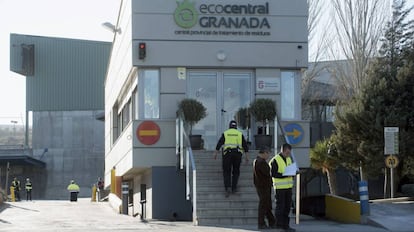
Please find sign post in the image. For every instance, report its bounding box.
[384,127,399,199]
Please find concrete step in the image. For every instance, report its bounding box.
[195,169,253,176]
[192,150,264,226]
[196,176,254,182]
[196,165,253,172]
[196,176,253,184]
[196,180,254,187]
[194,156,257,163]
[196,184,255,192]
[198,207,257,217]
[193,156,259,163]
[196,216,257,226]
[196,180,254,189]
[197,199,258,208]
[197,190,258,200]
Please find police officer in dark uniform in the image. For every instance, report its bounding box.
[213,120,249,197]
[25,178,33,201]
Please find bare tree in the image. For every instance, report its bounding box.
[302,0,333,121]
[303,0,330,95]
[328,0,389,99]
[304,0,328,84]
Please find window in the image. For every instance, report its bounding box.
[111,103,122,144]
[281,71,296,119]
[141,70,159,119]
[117,112,122,138]
[111,106,119,144]
[122,99,131,130]
[132,88,138,120]
[325,105,335,122]
[302,104,335,122]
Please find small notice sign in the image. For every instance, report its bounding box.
[177,67,186,80]
[384,127,399,155]
[256,77,280,93]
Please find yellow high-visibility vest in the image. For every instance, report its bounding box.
[270,154,293,189]
[12,180,20,191]
[223,128,243,152]
[25,182,32,190]
[67,183,80,192]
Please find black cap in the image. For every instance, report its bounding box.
[229,120,237,128]
[259,146,271,153]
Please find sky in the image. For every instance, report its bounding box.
[0,0,413,126]
[0,0,120,125]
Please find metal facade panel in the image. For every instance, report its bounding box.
[130,0,308,68]
[10,34,111,111]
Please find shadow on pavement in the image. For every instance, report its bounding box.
[0,202,39,212]
[0,202,9,213]
[0,203,11,224]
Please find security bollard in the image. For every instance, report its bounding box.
[91,184,97,202]
[358,181,370,216]
[10,186,15,202]
[122,182,128,215]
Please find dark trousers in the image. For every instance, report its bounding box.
[14,190,20,201]
[70,192,78,202]
[256,186,275,227]
[26,190,32,201]
[222,151,242,191]
[275,188,292,228]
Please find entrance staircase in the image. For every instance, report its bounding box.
[192,150,259,225]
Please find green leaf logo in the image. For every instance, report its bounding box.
[174,0,198,28]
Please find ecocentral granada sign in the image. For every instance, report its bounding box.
[174,0,271,36]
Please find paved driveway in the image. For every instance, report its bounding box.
[0,198,389,232]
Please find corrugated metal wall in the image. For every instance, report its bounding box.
[10,34,111,111]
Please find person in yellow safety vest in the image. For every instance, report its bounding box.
[269,143,296,232]
[11,177,21,201]
[25,178,33,201]
[67,180,80,202]
[213,120,249,198]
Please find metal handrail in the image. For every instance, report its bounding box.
[176,115,197,225]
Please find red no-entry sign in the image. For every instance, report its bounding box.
[136,121,161,145]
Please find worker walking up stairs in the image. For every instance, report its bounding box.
[193,150,259,225]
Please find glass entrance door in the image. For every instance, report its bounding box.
[188,71,252,150]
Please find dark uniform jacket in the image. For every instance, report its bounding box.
[270,153,287,178]
[253,156,272,188]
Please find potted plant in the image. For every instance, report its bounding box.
[235,107,251,144]
[235,107,250,130]
[249,98,276,149]
[177,98,207,149]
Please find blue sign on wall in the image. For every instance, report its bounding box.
[284,123,304,145]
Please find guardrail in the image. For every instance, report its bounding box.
[0,146,32,156]
[0,144,26,149]
[176,116,197,225]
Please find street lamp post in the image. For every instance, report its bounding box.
[10,120,18,137]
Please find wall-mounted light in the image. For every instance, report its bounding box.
[217,50,226,61]
[102,22,122,34]
[138,43,146,60]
